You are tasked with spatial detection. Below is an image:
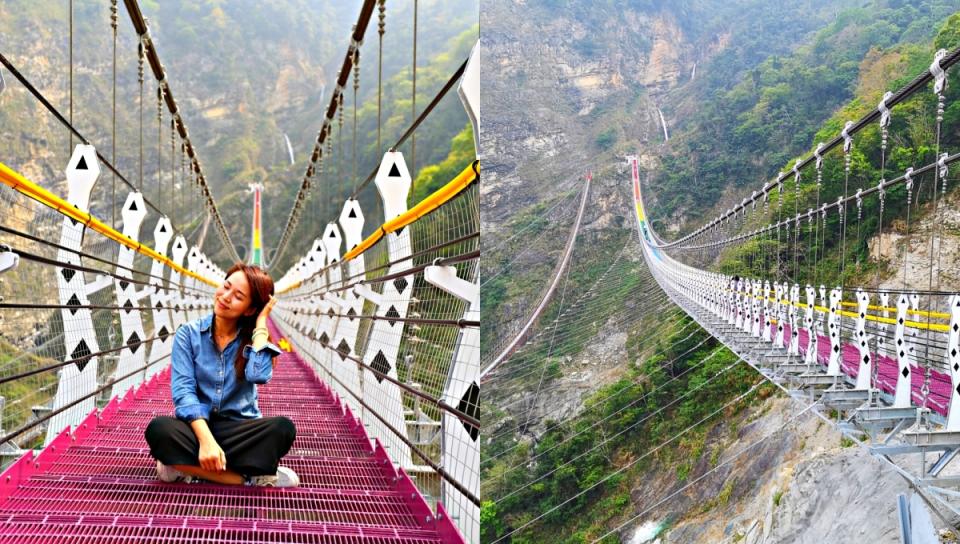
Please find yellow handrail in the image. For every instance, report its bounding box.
[721,290,950,332]
[345,160,478,261]
[838,300,949,319]
[279,160,479,294]
[0,160,218,287]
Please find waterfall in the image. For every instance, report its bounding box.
[657,107,669,142]
[283,133,295,165]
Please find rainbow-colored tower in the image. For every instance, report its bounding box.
[249,183,264,266]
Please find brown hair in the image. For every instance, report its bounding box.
[218,263,274,381]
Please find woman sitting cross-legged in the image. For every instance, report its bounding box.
[144,263,298,487]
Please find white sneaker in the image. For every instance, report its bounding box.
[249,466,300,488]
[156,460,191,483]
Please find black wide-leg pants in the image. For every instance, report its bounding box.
[144,415,296,477]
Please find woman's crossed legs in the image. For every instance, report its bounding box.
[145,415,296,485]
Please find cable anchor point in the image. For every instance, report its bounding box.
[930,48,948,95]
[841,121,854,154]
[878,90,893,128]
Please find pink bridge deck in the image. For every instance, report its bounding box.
[0,320,463,543]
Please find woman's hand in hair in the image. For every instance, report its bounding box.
[256,296,278,330]
[198,438,227,472]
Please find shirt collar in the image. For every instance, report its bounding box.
[200,313,215,333]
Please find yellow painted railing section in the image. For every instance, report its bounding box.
[722,290,950,333]
[279,160,479,294]
[343,160,479,261]
[0,160,219,287]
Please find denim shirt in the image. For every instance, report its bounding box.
[171,313,282,422]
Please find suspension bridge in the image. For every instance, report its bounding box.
[482,40,960,543]
[0,1,479,542]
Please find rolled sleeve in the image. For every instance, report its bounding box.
[243,342,281,384]
[171,325,210,422]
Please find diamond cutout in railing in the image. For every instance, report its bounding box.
[61,268,76,283]
[127,332,141,354]
[457,381,480,441]
[66,294,82,315]
[385,306,401,326]
[370,351,391,383]
[336,339,351,360]
[393,277,408,295]
[71,339,92,372]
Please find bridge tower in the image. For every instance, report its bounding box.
[249,183,265,266]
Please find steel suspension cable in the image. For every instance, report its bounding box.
[652,45,960,251]
[0,54,192,228]
[492,377,764,543]
[483,308,698,449]
[7,246,209,297]
[68,0,73,152]
[270,0,377,268]
[285,231,479,300]
[410,0,418,191]
[592,399,819,542]
[110,0,118,234]
[481,177,591,379]
[349,59,468,199]
[495,345,728,477]
[482,246,663,382]
[493,355,750,504]
[377,0,385,156]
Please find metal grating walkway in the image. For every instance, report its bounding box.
[0,321,462,543]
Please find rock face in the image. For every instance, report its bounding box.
[872,188,960,294]
[624,397,955,544]
[480,3,666,232]
[640,16,686,89]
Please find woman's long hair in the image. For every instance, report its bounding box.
[219,263,274,381]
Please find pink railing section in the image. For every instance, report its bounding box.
[777,324,952,415]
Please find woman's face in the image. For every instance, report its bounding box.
[214,270,257,319]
